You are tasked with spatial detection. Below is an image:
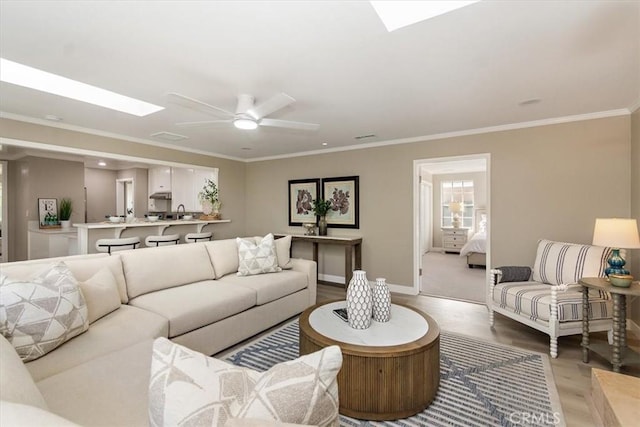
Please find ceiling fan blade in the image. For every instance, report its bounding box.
[247,92,295,120]
[259,118,320,131]
[167,92,234,118]
[175,119,232,128]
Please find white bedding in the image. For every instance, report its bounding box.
[460,231,486,256]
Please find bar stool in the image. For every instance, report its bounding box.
[95,237,141,254]
[184,232,213,243]
[145,234,180,247]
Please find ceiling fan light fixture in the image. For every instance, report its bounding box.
[233,117,258,130]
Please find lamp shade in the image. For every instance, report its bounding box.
[592,218,640,249]
[448,201,463,213]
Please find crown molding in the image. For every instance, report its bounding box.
[0,111,245,162]
[1,108,632,164]
[246,108,631,162]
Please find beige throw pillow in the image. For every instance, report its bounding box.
[149,338,342,427]
[274,235,293,270]
[237,234,282,276]
[0,262,89,362]
[78,267,121,324]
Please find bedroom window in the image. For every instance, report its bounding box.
[441,180,473,228]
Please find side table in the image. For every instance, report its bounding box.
[579,278,640,373]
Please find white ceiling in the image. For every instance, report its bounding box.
[1,1,638,161]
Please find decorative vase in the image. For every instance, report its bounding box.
[202,200,213,215]
[372,278,391,322]
[60,220,71,229]
[318,216,328,236]
[346,270,372,329]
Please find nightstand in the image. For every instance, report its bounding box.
[441,227,468,253]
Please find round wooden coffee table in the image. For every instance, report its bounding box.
[299,300,440,420]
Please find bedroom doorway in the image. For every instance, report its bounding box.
[413,154,490,304]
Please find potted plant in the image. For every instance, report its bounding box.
[198,178,222,219]
[312,199,332,236]
[59,198,73,229]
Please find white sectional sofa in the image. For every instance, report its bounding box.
[0,236,317,426]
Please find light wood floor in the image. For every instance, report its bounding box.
[317,284,640,427]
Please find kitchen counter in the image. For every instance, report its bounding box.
[74,218,231,254]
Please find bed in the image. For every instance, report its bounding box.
[460,209,487,268]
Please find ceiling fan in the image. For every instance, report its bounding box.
[168,92,320,131]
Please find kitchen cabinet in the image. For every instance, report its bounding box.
[148,167,172,211]
[171,168,216,212]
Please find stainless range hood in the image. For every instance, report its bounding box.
[149,192,172,200]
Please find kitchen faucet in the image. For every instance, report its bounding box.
[177,204,186,219]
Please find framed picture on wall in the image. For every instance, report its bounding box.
[38,198,59,228]
[288,178,320,226]
[322,176,359,229]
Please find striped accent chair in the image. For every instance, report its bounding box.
[489,239,615,358]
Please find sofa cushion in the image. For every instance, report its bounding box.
[493,281,612,322]
[205,238,240,279]
[78,267,121,324]
[36,339,155,427]
[26,305,168,382]
[120,244,215,299]
[0,401,79,426]
[149,338,341,427]
[65,254,128,304]
[0,262,89,362]
[0,334,48,410]
[237,234,282,276]
[532,240,612,286]
[129,280,256,338]
[219,270,308,305]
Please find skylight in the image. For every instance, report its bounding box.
[370,1,480,32]
[0,58,164,117]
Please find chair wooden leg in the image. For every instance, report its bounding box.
[550,337,558,358]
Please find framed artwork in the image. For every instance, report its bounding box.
[288,178,320,226]
[322,176,359,229]
[38,198,59,228]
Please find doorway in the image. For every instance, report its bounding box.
[413,154,490,303]
[116,179,134,217]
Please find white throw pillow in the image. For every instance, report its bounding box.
[149,338,341,427]
[237,234,282,276]
[0,262,89,362]
[78,267,121,324]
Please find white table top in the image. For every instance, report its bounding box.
[308,301,429,347]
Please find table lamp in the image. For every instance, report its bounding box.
[449,201,463,228]
[592,218,640,276]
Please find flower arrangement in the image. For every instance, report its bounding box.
[198,178,222,213]
[312,199,332,217]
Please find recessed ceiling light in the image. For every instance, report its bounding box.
[370,1,480,32]
[98,160,107,167]
[322,142,328,146]
[44,114,62,121]
[0,58,164,117]
[519,98,542,106]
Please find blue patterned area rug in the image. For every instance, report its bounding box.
[221,319,565,427]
